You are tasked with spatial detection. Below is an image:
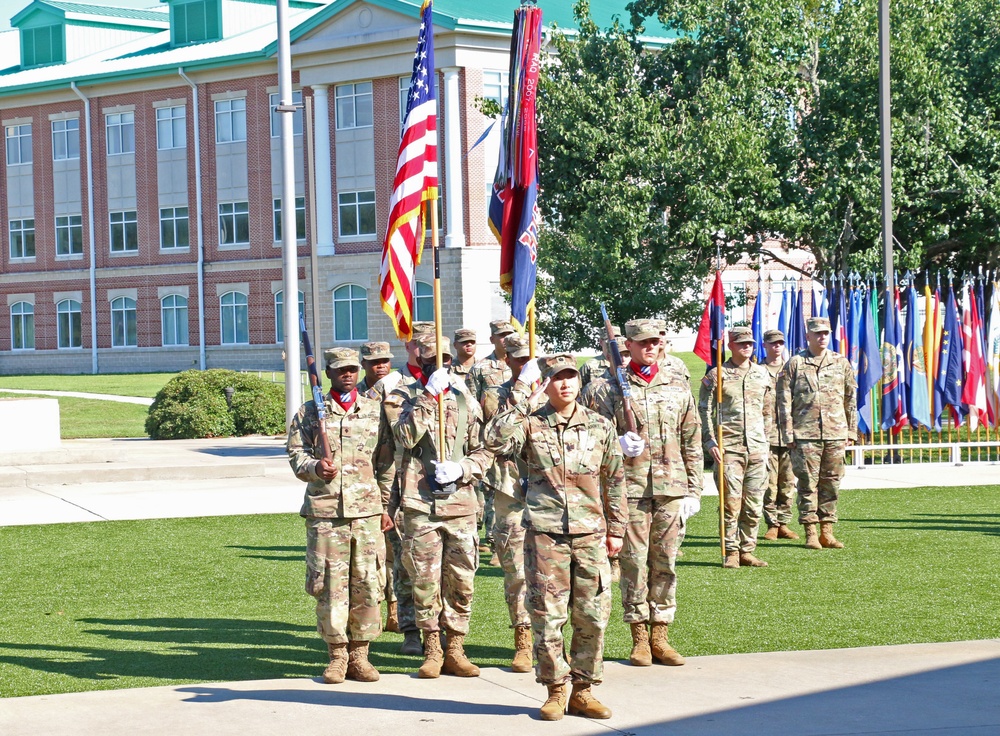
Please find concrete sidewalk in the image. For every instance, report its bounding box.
[1,640,997,735]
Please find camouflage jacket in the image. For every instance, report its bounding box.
[764,361,785,447]
[389,381,494,518]
[484,401,627,537]
[579,358,610,387]
[587,362,703,500]
[357,371,402,402]
[481,377,532,498]
[777,349,858,443]
[451,359,477,392]
[467,351,512,404]
[698,359,773,456]
[287,394,394,519]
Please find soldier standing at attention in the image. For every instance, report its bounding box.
[287,347,395,684]
[698,327,773,568]
[777,317,858,549]
[485,354,627,721]
[760,330,799,541]
[579,325,621,387]
[588,319,701,669]
[451,328,478,390]
[390,335,495,679]
[480,333,535,672]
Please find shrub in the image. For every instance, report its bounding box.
[145,369,285,439]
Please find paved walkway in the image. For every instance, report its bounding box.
[0,388,154,405]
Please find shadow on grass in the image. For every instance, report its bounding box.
[225,544,305,562]
[847,513,1000,537]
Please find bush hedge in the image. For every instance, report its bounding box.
[145,369,286,439]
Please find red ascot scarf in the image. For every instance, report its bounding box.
[629,360,658,384]
[407,363,425,383]
[331,388,358,411]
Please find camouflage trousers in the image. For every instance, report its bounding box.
[621,496,684,625]
[525,529,611,686]
[491,491,529,628]
[383,531,396,603]
[387,525,417,633]
[791,440,847,524]
[713,449,768,553]
[305,515,385,644]
[400,511,478,635]
[475,483,496,544]
[764,445,796,527]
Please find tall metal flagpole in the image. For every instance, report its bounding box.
[431,202,446,452]
[879,0,895,292]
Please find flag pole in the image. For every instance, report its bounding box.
[430,200,446,452]
[716,336,726,564]
[528,305,536,358]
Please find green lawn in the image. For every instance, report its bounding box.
[0,373,178,399]
[0,392,149,439]
[1,485,997,698]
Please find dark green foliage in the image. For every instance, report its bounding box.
[145,370,284,439]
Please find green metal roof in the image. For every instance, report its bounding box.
[44,0,168,21]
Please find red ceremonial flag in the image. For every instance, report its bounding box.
[961,282,988,429]
[694,271,726,365]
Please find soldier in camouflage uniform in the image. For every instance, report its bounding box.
[579,325,621,387]
[451,328,478,390]
[287,347,395,684]
[388,335,495,679]
[698,326,773,568]
[587,319,701,669]
[480,333,534,673]
[760,330,799,541]
[777,316,858,549]
[484,353,627,721]
[401,321,436,383]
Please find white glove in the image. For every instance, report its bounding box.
[679,496,701,522]
[425,367,451,396]
[433,460,463,485]
[379,371,402,393]
[518,358,542,386]
[619,431,645,458]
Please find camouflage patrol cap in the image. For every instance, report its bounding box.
[807,317,832,333]
[600,325,622,345]
[454,328,476,344]
[539,353,579,380]
[503,333,531,359]
[489,319,516,337]
[763,329,785,344]
[652,319,667,335]
[324,347,361,369]
[360,341,393,361]
[417,334,452,362]
[625,319,660,342]
[411,321,435,339]
[730,326,755,343]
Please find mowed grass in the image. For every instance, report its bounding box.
[1,485,998,698]
[0,392,149,439]
[0,373,179,398]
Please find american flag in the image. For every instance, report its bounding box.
[380,0,438,341]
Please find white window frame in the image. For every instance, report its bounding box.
[6,124,32,165]
[337,190,376,238]
[482,70,510,108]
[414,280,434,323]
[161,294,189,346]
[220,290,249,345]
[106,112,135,156]
[274,290,305,344]
[52,118,79,161]
[10,301,34,351]
[55,214,83,256]
[110,210,139,253]
[215,98,246,143]
[218,201,250,246]
[57,298,82,349]
[332,284,368,342]
[156,105,186,150]
[159,207,189,250]
[335,82,373,130]
[273,196,306,242]
[9,219,35,260]
[269,90,303,137]
[110,296,138,348]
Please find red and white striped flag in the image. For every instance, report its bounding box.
[379,0,438,341]
[961,282,988,429]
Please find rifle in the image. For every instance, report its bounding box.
[300,316,334,463]
[600,304,637,434]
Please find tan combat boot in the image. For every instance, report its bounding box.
[539,683,568,721]
[417,631,443,679]
[804,523,821,549]
[723,550,740,568]
[442,630,480,677]
[650,623,685,666]
[322,642,348,684]
[385,601,399,633]
[739,552,768,567]
[628,622,652,666]
[819,522,844,548]
[567,683,612,719]
[762,526,779,541]
[346,641,380,682]
[777,524,800,540]
[511,625,532,673]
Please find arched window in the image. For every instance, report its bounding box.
[10,301,34,350]
[274,290,305,344]
[57,299,82,349]
[332,284,368,341]
[161,294,189,346]
[110,297,137,347]
[220,291,249,345]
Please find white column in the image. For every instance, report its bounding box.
[312,84,335,255]
[442,67,466,248]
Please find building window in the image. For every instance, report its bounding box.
[274,290,305,344]
[273,197,306,241]
[57,299,82,349]
[219,202,249,246]
[399,75,440,126]
[5,124,32,165]
[161,294,189,346]
[106,112,135,155]
[9,219,35,259]
[52,119,79,161]
[335,82,373,130]
[414,280,434,322]
[10,301,34,351]
[215,98,246,143]
[110,211,139,253]
[55,215,83,256]
[160,207,189,250]
[220,291,249,345]
[21,24,64,67]
[338,190,376,238]
[269,91,303,137]
[110,296,138,348]
[723,283,747,327]
[173,0,221,46]
[483,70,510,108]
[156,106,186,149]
[333,284,368,341]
